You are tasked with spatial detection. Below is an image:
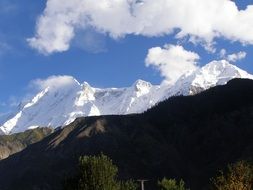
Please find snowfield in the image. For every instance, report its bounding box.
[1,60,253,134]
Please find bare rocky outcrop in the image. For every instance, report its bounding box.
[0,127,53,160]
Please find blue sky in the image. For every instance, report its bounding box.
[0,0,253,112]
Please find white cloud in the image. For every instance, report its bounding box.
[145,44,200,84]
[219,48,227,58]
[28,0,253,54]
[227,51,247,62]
[0,76,79,115]
[219,49,247,62]
[30,75,80,91]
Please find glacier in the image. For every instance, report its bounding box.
[1,60,253,134]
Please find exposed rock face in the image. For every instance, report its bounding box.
[0,128,53,160]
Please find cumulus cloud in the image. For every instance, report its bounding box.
[30,75,80,91]
[145,44,200,84]
[28,0,253,54]
[0,76,80,115]
[227,51,247,62]
[219,49,247,62]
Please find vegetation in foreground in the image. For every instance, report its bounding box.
[65,154,253,190]
[63,154,138,190]
[64,154,188,190]
[158,178,188,190]
[211,160,253,190]
[0,79,253,190]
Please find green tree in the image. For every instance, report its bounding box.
[63,154,137,190]
[77,154,119,190]
[158,178,187,190]
[120,180,138,190]
[211,160,253,190]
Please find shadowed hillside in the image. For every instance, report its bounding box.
[0,79,253,190]
[0,127,53,160]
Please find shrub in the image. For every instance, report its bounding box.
[158,178,187,190]
[120,180,138,190]
[211,160,253,190]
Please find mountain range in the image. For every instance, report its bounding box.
[1,60,253,134]
[0,78,252,190]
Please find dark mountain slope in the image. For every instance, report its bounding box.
[0,79,253,190]
[0,127,52,160]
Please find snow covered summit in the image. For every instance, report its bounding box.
[1,60,252,134]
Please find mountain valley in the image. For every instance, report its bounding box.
[0,79,252,190]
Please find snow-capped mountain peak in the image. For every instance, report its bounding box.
[76,82,95,104]
[192,60,253,87]
[132,79,152,97]
[1,61,252,134]
[133,79,152,89]
[169,60,253,95]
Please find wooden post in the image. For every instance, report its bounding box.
[137,179,148,190]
